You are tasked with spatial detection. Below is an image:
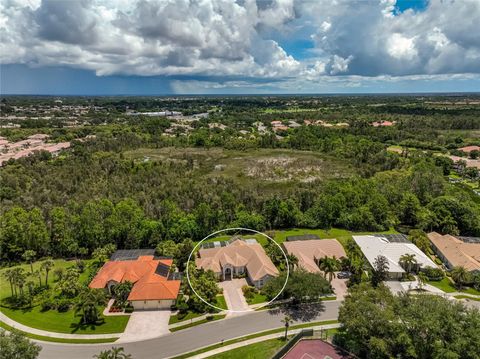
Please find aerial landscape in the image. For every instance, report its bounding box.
[1,1,480,359]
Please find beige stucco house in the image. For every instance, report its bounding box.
[196,239,279,288]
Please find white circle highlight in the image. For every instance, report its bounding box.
[186,227,290,313]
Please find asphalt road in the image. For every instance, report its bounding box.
[38,301,341,359]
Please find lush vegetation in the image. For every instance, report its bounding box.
[0,329,41,359]
[335,283,480,358]
[0,255,130,334]
[2,96,480,266]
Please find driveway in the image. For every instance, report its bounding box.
[218,278,249,314]
[117,310,171,343]
[331,275,348,299]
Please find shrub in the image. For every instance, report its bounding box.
[421,267,445,281]
[40,296,55,311]
[75,260,85,273]
[124,306,134,313]
[242,285,256,300]
[206,315,214,321]
[55,298,71,312]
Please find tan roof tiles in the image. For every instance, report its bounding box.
[427,232,480,272]
[196,239,279,281]
[282,239,347,273]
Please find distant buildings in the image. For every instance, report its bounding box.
[372,120,395,127]
[0,133,71,166]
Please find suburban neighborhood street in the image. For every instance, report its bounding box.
[38,301,341,359]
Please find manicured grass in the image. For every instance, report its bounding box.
[460,287,480,295]
[0,321,118,344]
[1,305,129,334]
[169,311,205,325]
[170,314,227,332]
[215,295,228,310]
[322,296,337,301]
[0,259,127,335]
[246,293,268,305]
[208,337,287,359]
[203,227,398,249]
[427,278,456,293]
[208,329,340,359]
[427,278,480,295]
[454,295,480,302]
[269,227,398,248]
[0,259,83,301]
[171,319,339,359]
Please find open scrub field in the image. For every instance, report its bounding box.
[123,147,354,187]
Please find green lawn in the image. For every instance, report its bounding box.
[215,295,228,310]
[246,293,268,305]
[427,278,456,293]
[172,319,339,359]
[170,314,227,332]
[1,305,129,334]
[269,227,399,248]
[0,259,83,301]
[207,337,287,359]
[454,295,480,301]
[201,227,398,249]
[169,296,227,325]
[169,311,205,325]
[427,278,480,295]
[0,259,128,335]
[0,321,118,344]
[207,329,340,359]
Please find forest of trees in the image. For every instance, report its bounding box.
[1,96,480,263]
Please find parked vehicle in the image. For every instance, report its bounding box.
[337,271,351,279]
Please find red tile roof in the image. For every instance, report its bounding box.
[89,256,180,301]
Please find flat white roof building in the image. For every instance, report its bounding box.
[353,235,436,278]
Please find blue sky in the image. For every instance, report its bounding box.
[1,0,479,95]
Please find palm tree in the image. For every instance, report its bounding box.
[33,269,42,287]
[399,253,417,274]
[22,250,36,273]
[41,259,55,287]
[281,315,293,341]
[13,268,27,297]
[75,288,106,324]
[319,257,338,282]
[3,269,16,297]
[451,266,470,290]
[286,254,298,271]
[112,282,133,307]
[94,347,132,359]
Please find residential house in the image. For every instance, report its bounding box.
[89,252,181,310]
[427,232,480,273]
[353,234,436,279]
[196,239,279,288]
[282,239,347,273]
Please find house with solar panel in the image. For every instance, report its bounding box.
[89,249,181,310]
[196,238,279,288]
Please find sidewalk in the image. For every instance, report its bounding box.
[175,323,342,359]
[0,311,121,339]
